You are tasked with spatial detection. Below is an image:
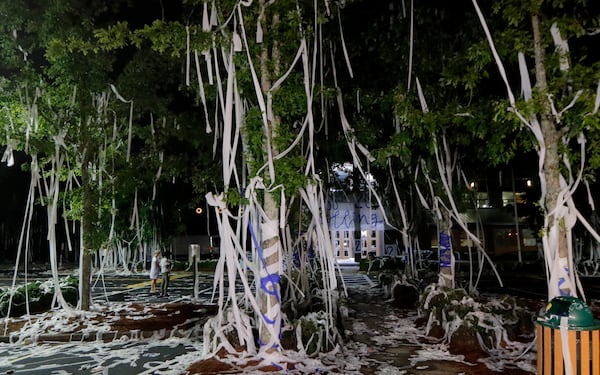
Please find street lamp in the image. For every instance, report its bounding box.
[192,207,203,301]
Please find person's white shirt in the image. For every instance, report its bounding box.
[160,257,171,274]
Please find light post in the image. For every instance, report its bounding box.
[190,206,203,300]
[189,243,200,300]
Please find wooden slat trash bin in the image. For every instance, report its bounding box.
[536,296,600,375]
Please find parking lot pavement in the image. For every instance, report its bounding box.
[1,267,378,307]
[90,271,252,305]
[0,338,205,375]
[91,271,208,303]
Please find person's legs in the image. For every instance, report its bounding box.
[163,274,170,295]
[161,273,170,296]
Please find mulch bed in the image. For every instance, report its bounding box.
[186,349,301,374]
[1,302,218,341]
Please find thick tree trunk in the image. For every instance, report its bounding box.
[259,197,282,348]
[438,210,454,288]
[258,0,282,349]
[79,242,92,310]
[532,14,567,257]
[532,14,571,297]
[79,145,93,310]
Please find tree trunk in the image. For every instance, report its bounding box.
[531,13,571,297]
[258,1,282,349]
[79,145,93,310]
[438,209,454,288]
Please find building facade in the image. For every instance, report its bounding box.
[328,201,386,261]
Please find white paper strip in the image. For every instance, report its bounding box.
[194,50,213,133]
[186,26,190,86]
[415,77,428,113]
[109,84,134,162]
[202,2,210,31]
[518,52,532,101]
[407,0,414,90]
[550,23,570,72]
[337,8,353,78]
[471,0,516,106]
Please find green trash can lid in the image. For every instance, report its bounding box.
[539,296,600,330]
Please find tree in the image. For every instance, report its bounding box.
[472,0,600,299]
[0,0,124,311]
[55,0,355,358]
[336,1,516,289]
[196,0,345,356]
[0,0,215,311]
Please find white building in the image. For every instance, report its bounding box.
[328,201,386,261]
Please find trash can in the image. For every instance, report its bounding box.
[536,296,600,375]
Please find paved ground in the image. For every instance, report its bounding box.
[90,271,222,304]
[0,339,202,375]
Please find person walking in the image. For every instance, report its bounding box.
[160,252,172,297]
[149,250,160,293]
